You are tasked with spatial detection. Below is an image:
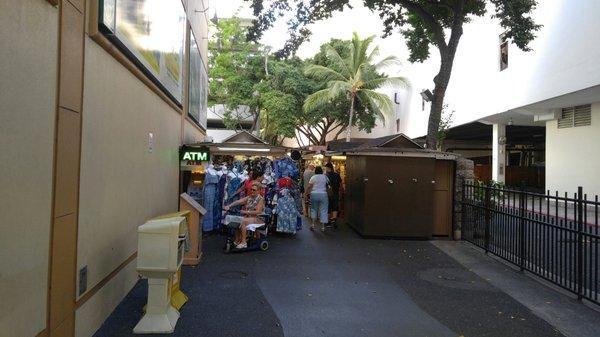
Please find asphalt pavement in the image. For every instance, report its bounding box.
[94,220,572,337]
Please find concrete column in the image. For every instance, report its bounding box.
[492,123,506,183]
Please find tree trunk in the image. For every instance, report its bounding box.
[346,94,356,142]
[426,43,461,149]
[424,0,466,150]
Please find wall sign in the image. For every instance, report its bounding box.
[180,146,210,162]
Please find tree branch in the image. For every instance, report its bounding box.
[396,0,448,51]
[447,0,465,51]
[425,0,452,12]
[333,124,346,140]
[298,125,319,145]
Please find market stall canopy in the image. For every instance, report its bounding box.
[185,130,289,156]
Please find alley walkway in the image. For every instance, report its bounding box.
[95,222,572,337]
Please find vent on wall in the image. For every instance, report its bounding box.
[558,104,591,129]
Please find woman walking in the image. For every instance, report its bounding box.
[305,166,329,231]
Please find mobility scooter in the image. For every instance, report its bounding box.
[223,208,272,253]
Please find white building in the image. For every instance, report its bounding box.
[206,104,255,142]
[378,0,600,197]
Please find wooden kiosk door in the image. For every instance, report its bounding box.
[432,160,454,236]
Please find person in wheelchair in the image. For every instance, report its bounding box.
[223,182,265,249]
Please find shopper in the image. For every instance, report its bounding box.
[224,182,265,249]
[325,162,342,228]
[234,169,264,197]
[302,164,315,216]
[306,166,329,231]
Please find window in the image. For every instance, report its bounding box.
[558,105,592,128]
[98,0,187,104]
[499,33,508,71]
[188,29,208,129]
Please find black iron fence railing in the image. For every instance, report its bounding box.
[461,181,599,306]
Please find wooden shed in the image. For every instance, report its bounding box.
[343,134,458,239]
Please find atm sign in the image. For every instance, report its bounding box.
[180,147,210,161]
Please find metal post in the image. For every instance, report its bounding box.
[519,183,526,271]
[577,186,583,300]
[484,183,491,254]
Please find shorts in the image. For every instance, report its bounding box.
[328,193,339,212]
[310,192,329,223]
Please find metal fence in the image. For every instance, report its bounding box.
[461,181,600,305]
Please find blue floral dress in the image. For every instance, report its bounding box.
[274,157,299,179]
[226,174,243,214]
[275,191,301,234]
[202,173,219,232]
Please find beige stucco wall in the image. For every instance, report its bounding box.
[75,258,138,337]
[0,0,58,335]
[75,37,187,334]
[184,119,206,144]
[546,103,600,197]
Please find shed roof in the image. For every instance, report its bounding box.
[221,130,267,144]
[327,133,423,152]
[185,130,288,155]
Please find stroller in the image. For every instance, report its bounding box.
[223,207,272,253]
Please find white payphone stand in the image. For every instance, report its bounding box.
[134,216,187,334]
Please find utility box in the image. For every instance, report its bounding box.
[137,216,187,278]
[135,216,187,334]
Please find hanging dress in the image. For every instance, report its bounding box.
[275,189,301,234]
[226,173,243,214]
[202,172,219,232]
[213,174,227,231]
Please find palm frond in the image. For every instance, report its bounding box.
[357,89,395,119]
[373,55,401,70]
[366,45,380,64]
[324,45,352,78]
[327,80,352,96]
[356,35,375,68]
[304,64,347,82]
[356,91,385,123]
[363,76,410,90]
[304,88,344,112]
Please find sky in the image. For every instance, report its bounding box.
[210,0,414,63]
[207,1,570,138]
[209,0,442,137]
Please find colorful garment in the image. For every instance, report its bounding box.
[202,173,219,232]
[246,194,264,212]
[275,189,301,234]
[213,174,227,231]
[274,157,299,179]
[226,174,243,214]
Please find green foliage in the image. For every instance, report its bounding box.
[210,25,407,145]
[436,104,454,150]
[256,58,319,143]
[247,1,540,61]
[246,0,541,148]
[303,32,408,141]
[209,18,266,128]
[473,180,506,204]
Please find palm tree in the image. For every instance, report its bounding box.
[303,32,409,142]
